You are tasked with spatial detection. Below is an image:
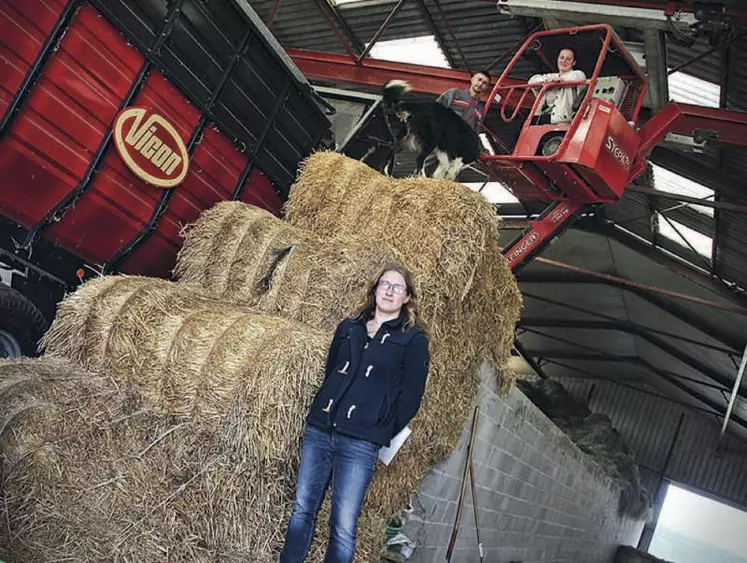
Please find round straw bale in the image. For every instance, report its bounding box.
[285,152,503,292]
[175,201,405,332]
[41,276,329,461]
[0,358,300,561]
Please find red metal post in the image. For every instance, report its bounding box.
[357,0,408,63]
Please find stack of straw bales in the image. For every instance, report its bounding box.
[0,152,521,562]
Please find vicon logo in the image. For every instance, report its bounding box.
[113,106,189,188]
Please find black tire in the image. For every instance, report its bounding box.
[0,284,49,358]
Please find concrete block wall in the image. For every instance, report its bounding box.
[403,365,645,562]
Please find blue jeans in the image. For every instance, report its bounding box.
[280,425,379,563]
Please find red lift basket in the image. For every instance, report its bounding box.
[481,24,649,205]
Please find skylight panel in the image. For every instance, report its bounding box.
[367,35,451,68]
[463,182,519,205]
[652,163,715,217]
[656,213,712,258]
[668,71,720,108]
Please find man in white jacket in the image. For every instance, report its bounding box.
[528,48,586,125]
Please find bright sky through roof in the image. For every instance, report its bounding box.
[656,213,712,258]
[367,35,451,68]
[669,71,721,108]
[652,163,715,217]
[652,484,747,560]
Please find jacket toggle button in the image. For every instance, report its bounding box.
[338,361,349,375]
[365,365,373,378]
[321,399,333,413]
[347,405,356,419]
[381,333,390,343]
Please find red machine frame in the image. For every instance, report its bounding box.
[480,24,681,271]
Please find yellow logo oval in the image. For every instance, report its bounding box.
[113,106,190,188]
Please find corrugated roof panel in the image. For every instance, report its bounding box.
[668,71,721,108]
[667,38,722,85]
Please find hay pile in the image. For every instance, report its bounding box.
[516,378,652,519]
[175,202,402,331]
[286,152,522,372]
[1,154,522,562]
[40,276,328,460]
[0,357,310,561]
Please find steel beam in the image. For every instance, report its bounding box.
[430,0,472,73]
[669,104,747,147]
[266,0,282,29]
[521,319,738,393]
[576,218,747,309]
[523,345,747,432]
[530,252,747,315]
[288,49,524,96]
[627,185,747,214]
[522,291,737,354]
[289,50,747,147]
[519,272,743,352]
[544,358,727,419]
[414,0,459,69]
[357,0,408,63]
[310,0,360,61]
[492,0,747,27]
[643,29,668,112]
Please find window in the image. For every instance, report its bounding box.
[463,182,519,205]
[367,35,451,68]
[652,164,715,217]
[656,213,712,258]
[668,71,721,108]
[650,484,747,563]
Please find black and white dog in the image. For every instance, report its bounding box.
[382,80,481,180]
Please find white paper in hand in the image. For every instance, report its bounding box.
[378,426,412,465]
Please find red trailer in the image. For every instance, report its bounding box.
[0,0,332,357]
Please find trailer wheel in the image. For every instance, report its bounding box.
[0,285,49,358]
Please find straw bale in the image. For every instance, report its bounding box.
[0,357,300,561]
[285,152,502,292]
[41,276,329,462]
[27,275,513,561]
[175,202,403,332]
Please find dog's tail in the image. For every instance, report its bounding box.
[382,80,411,107]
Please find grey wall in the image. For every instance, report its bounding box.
[404,365,645,563]
[560,377,747,511]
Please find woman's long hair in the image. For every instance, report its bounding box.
[351,263,427,335]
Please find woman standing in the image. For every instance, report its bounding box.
[280,263,430,563]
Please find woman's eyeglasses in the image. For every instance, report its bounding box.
[378,280,407,295]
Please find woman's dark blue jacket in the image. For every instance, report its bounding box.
[306,314,430,447]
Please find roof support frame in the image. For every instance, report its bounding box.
[518,273,743,351]
[357,0,408,63]
[576,217,747,309]
[520,320,740,396]
[413,0,459,69]
[520,345,747,432]
[544,358,727,420]
[311,0,361,62]
[522,291,737,354]
[428,0,472,73]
